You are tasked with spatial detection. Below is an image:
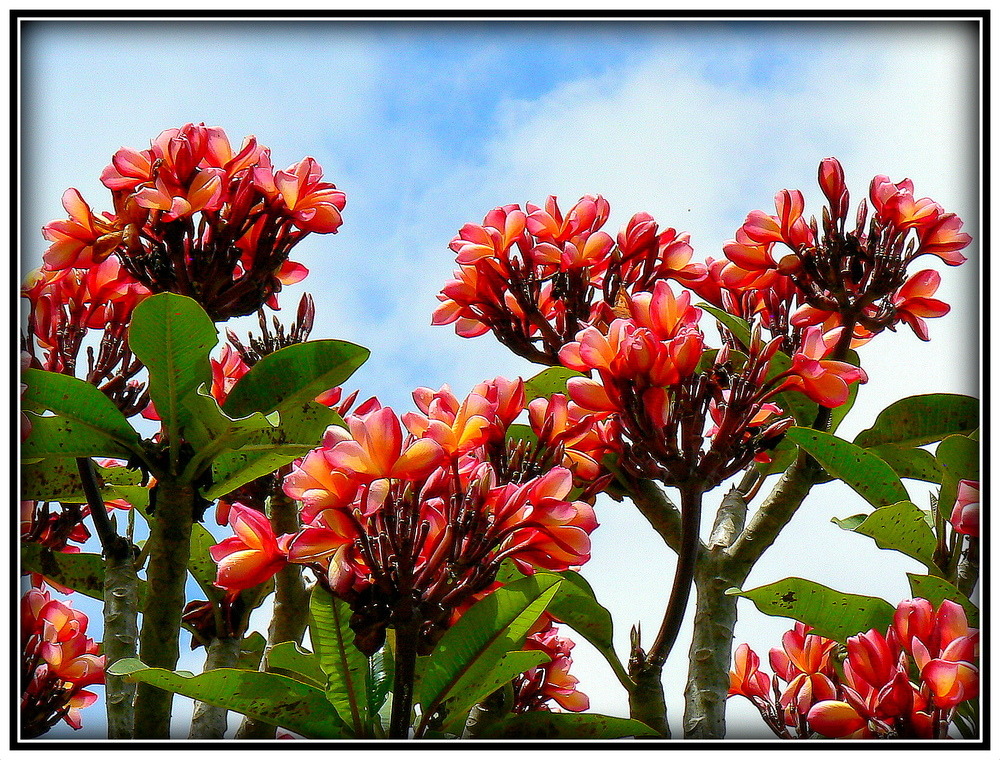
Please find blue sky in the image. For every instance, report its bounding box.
[20,18,980,740]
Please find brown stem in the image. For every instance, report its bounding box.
[390,621,420,739]
[956,536,979,598]
[133,477,196,738]
[648,483,704,667]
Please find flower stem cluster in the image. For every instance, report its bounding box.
[212,391,600,656]
[41,123,345,320]
[434,195,704,364]
[716,158,969,346]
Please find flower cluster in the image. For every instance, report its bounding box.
[729,599,979,739]
[22,258,151,414]
[21,586,105,737]
[512,617,589,713]
[714,158,969,346]
[212,391,599,653]
[434,195,704,364]
[41,122,345,320]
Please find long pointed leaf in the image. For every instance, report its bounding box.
[309,586,369,735]
[440,650,549,734]
[414,574,561,728]
[786,427,908,507]
[522,366,584,401]
[267,642,325,687]
[497,563,631,690]
[22,413,136,460]
[106,658,349,738]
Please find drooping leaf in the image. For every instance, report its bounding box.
[21,544,146,604]
[21,369,141,450]
[440,650,549,734]
[128,293,218,466]
[21,457,143,502]
[203,402,342,499]
[868,445,943,483]
[906,574,979,627]
[522,366,584,401]
[853,394,979,449]
[728,577,895,642]
[852,501,940,572]
[309,585,369,735]
[786,427,908,507]
[22,413,136,460]
[497,562,631,690]
[831,514,868,531]
[223,340,369,418]
[487,712,658,739]
[106,658,350,738]
[414,574,561,729]
[266,642,325,688]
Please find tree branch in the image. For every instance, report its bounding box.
[621,475,683,554]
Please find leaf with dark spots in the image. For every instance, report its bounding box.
[728,577,895,642]
[106,659,351,738]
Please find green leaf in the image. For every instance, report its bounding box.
[21,544,146,604]
[236,632,268,671]
[936,434,979,518]
[497,562,631,690]
[266,642,325,687]
[786,427,908,507]
[699,304,751,348]
[309,586,369,735]
[106,659,350,738]
[522,366,584,401]
[179,386,279,472]
[22,413,136,459]
[21,458,142,502]
[906,574,979,627]
[203,402,342,500]
[853,394,979,448]
[128,293,218,467]
[223,340,369,418]
[728,577,895,642]
[21,369,141,452]
[853,501,940,572]
[188,523,225,603]
[487,712,658,739]
[440,650,549,734]
[366,648,392,720]
[831,514,868,531]
[414,574,561,729]
[868,445,943,483]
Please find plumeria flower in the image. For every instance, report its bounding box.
[210,503,290,592]
[949,479,979,537]
[779,326,868,407]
